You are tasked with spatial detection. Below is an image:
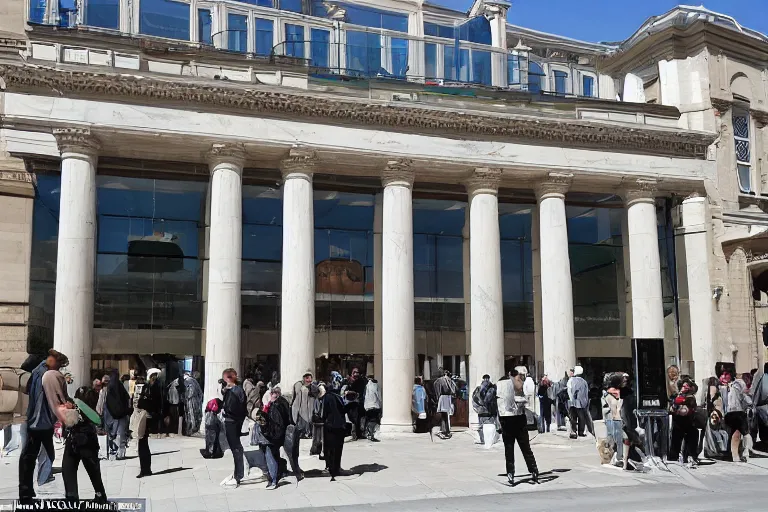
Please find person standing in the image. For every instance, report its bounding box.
[433,370,457,440]
[601,375,624,467]
[320,381,351,481]
[343,367,367,441]
[537,375,554,434]
[721,371,752,462]
[666,365,681,401]
[472,375,498,443]
[131,368,161,478]
[496,370,538,486]
[751,363,768,445]
[221,369,247,487]
[412,377,429,433]
[104,369,130,460]
[568,365,592,439]
[261,386,292,489]
[165,376,182,437]
[553,372,569,432]
[363,376,382,442]
[291,370,315,439]
[18,349,69,503]
[668,376,699,466]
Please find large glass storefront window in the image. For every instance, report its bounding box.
[499,204,534,332]
[413,199,465,332]
[95,177,205,330]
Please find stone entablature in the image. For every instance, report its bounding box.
[0,64,715,158]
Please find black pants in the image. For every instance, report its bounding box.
[323,426,345,477]
[347,403,363,438]
[138,432,151,475]
[440,412,451,435]
[500,415,537,476]
[569,407,592,436]
[669,415,699,462]
[539,398,552,433]
[166,404,180,435]
[18,428,54,500]
[62,441,106,501]
[224,420,244,482]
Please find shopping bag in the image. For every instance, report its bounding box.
[482,423,498,449]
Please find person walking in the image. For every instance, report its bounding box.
[412,377,429,433]
[131,368,161,478]
[433,370,457,440]
[320,380,351,481]
[363,376,382,442]
[165,376,182,437]
[668,376,699,466]
[291,370,315,439]
[104,369,130,460]
[18,349,69,503]
[568,365,592,439]
[721,371,752,462]
[472,375,498,443]
[62,384,107,502]
[496,369,538,486]
[537,375,554,433]
[221,368,247,487]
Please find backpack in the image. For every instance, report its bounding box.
[167,380,180,405]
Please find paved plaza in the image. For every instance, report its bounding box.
[2,423,768,511]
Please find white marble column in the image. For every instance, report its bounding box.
[380,159,415,431]
[52,128,99,391]
[536,173,576,380]
[467,168,505,433]
[373,193,383,382]
[203,143,244,404]
[279,147,316,394]
[680,195,716,380]
[625,179,665,339]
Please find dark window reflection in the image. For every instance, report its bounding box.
[314,192,374,331]
[500,204,534,332]
[95,177,205,330]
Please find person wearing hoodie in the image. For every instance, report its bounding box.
[320,381,352,481]
[18,349,69,503]
[221,368,247,487]
[568,365,592,439]
[291,370,316,439]
[496,369,538,486]
[131,368,162,478]
[104,368,131,460]
[668,376,699,466]
[363,376,382,442]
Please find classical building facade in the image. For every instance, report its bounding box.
[0,0,736,427]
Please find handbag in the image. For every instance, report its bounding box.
[693,408,708,430]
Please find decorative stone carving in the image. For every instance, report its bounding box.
[280,146,318,179]
[751,109,768,128]
[466,167,502,196]
[711,98,732,114]
[207,142,246,172]
[535,172,573,200]
[382,159,415,188]
[624,178,659,205]
[0,171,36,185]
[52,127,100,155]
[0,65,716,158]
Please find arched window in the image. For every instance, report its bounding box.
[528,61,544,94]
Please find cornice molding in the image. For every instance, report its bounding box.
[711,98,732,114]
[466,167,502,196]
[535,172,573,200]
[207,142,246,173]
[0,64,715,159]
[382,159,415,188]
[280,146,318,178]
[52,127,100,156]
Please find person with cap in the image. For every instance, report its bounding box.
[292,369,316,439]
[131,368,162,478]
[568,365,592,439]
[18,349,69,503]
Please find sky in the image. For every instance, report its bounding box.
[431,0,768,43]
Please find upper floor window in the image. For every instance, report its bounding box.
[140,0,190,40]
[507,54,525,86]
[85,0,119,29]
[255,18,274,56]
[582,75,594,97]
[285,23,305,58]
[457,16,491,45]
[228,13,248,53]
[425,43,438,78]
[424,22,455,39]
[197,9,212,45]
[553,70,568,95]
[336,3,408,32]
[279,0,303,13]
[734,109,752,193]
[528,61,544,94]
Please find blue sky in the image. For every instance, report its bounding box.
[432,1,768,43]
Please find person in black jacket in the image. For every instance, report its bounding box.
[320,383,352,481]
[63,386,107,502]
[104,369,130,460]
[261,386,292,489]
[221,368,247,488]
[134,369,162,478]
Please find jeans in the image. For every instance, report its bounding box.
[138,432,151,475]
[62,440,107,502]
[224,420,245,482]
[36,445,53,485]
[323,426,345,477]
[605,419,623,462]
[18,428,54,500]
[499,415,537,476]
[259,443,280,483]
[364,409,381,439]
[538,398,552,433]
[105,409,128,459]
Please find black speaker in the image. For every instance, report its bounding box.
[632,338,667,410]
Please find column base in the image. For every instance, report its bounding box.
[379,422,415,436]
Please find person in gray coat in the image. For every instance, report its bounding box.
[568,365,594,439]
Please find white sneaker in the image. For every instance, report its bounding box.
[220,474,237,488]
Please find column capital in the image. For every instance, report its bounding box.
[535,172,573,200]
[207,142,246,172]
[382,159,415,188]
[466,167,502,196]
[53,128,100,157]
[623,178,658,206]
[280,146,318,179]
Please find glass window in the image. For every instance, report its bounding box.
[197,9,212,45]
[734,111,751,193]
[424,22,454,39]
[340,3,408,32]
[425,43,437,78]
[459,48,470,82]
[228,14,248,53]
[472,50,491,85]
[255,18,274,57]
[457,16,491,45]
[444,45,456,81]
[311,28,330,68]
[507,54,521,85]
[285,24,305,58]
[346,31,381,77]
[391,38,408,77]
[139,0,190,41]
[553,70,568,94]
[582,75,594,97]
[499,204,533,332]
[29,0,46,23]
[528,61,544,93]
[240,0,274,5]
[85,0,119,29]
[280,0,303,13]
